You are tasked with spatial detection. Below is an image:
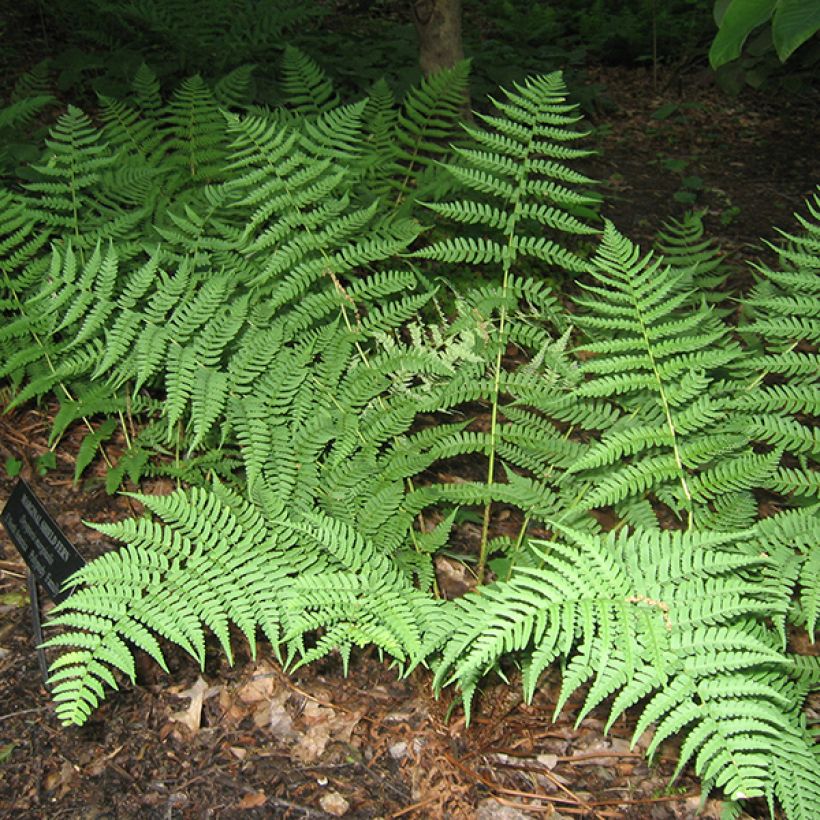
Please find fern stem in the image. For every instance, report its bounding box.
[506,514,531,581]
[477,315,505,578]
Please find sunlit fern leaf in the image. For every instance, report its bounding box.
[566,223,755,526]
[415,71,597,278]
[42,482,303,721]
[734,192,820,500]
[753,506,820,641]
[432,523,816,812]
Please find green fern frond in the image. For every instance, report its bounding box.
[24,106,121,244]
[280,46,339,115]
[655,210,730,308]
[388,60,470,206]
[162,76,228,182]
[213,64,255,110]
[432,523,813,812]
[566,223,758,526]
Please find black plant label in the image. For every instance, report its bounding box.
[1,479,85,603]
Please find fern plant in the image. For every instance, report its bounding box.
[0,63,56,177]
[1,60,814,820]
[37,70,604,722]
[1,60,440,489]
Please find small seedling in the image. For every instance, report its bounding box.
[4,457,22,478]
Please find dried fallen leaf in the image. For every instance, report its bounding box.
[169,676,215,733]
[237,661,277,704]
[268,691,297,740]
[45,760,78,796]
[319,791,350,816]
[295,723,332,764]
[219,686,248,724]
[237,790,267,809]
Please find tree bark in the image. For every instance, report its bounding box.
[411,0,464,76]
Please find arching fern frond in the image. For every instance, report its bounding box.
[431,523,816,813]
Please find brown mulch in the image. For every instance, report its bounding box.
[2,65,818,818]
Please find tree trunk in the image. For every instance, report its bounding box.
[411,0,464,76]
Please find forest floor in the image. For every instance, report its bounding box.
[1,65,818,819]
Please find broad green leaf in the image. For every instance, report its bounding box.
[709,0,777,68]
[772,0,820,61]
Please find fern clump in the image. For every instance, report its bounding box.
[1,57,816,820]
